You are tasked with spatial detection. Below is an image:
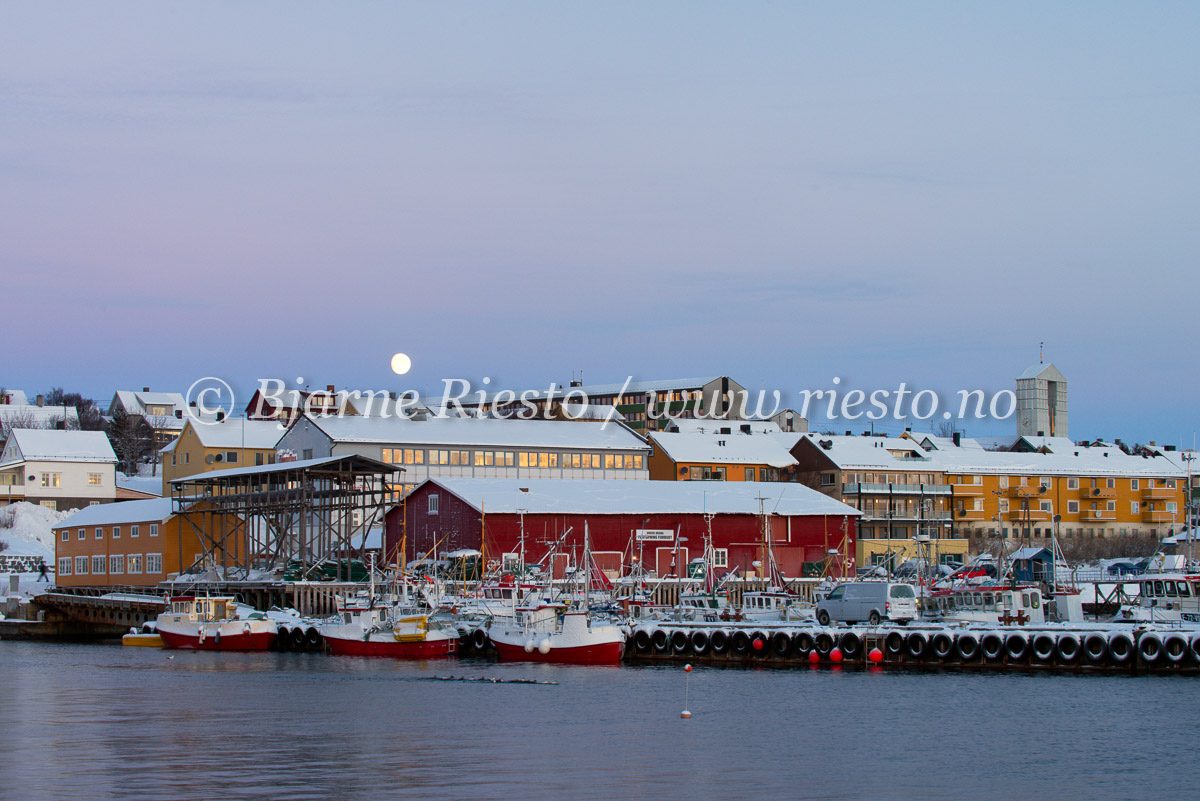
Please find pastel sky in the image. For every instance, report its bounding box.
[3,3,1197,445]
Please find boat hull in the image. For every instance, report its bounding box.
[324,634,458,658]
[490,637,625,664]
[158,628,276,651]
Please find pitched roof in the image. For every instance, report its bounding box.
[801,433,1185,478]
[1018,363,1067,381]
[419,477,860,517]
[649,431,797,468]
[0,404,80,429]
[185,418,284,449]
[6,429,116,462]
[301,414,650,451]
[422,376,727,407]
[57,498,176,528]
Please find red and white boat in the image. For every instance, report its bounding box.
[487,524,626,664]
[319,598,458,658]
[156,596,277,651]
[488,604,626,664]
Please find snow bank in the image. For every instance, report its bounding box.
[0,502,67,561]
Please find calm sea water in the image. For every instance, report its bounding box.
[2,641,1197,800]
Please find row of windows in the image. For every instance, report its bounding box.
[950,475,1178,490]
[60,524,159,542]
[958,527,1165,539]
[59,553,162,575]
[381,448,644,470]
[976,501,1175,516]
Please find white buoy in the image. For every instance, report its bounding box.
[538,638,552,654]
[524,639,535,653]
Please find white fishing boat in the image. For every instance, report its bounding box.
[156,596,277,651]
[487,524,626,664]
[1113,572,1200,625]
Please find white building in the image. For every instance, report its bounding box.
[276,414,652,499]
[0,429,117,511]
[1016,363,1068,439]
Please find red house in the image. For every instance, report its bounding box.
[385,478,859,579]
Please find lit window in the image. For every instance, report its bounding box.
[88,473,103,486]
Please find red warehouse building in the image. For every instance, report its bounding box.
[385,478,860,579]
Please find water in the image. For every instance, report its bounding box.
[2,642,1197,800]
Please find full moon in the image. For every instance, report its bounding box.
[390,352,412,375]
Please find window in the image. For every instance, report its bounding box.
[1106,478,1115,489]
[41,472,61,488]
[1131,502,1139,515]
[149,524,159,537]
[302,449,313,460]
[1168,502,1178,513]
[75,556,88,574]
[146,553,163,573]
[88,473,103,485]
[713,548,729,568]
[112,526,120,539]
[109,554,124,574]
[540,452,550,468]
[1131,479,1139,490]
[821,473,835,486]
[745,468,756,481]
[634,455,643,470]
[1107,501,1116,512]
[1068,501,1079,514]
[58,557,71,575]
[131,525,139,538]
[95,527,103,540]
[1040,501,1052,512]
[999,500,1009,513]
[91,555,106,574]
[59,529,68,542]
[1165,479,1177,489]
[127,555,143,574]
[184,453,190,465]
[77,528,85,541]
[428,494,439,515]
[1067,478,1078,490]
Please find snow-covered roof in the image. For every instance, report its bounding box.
[419,477,861,517]
[1014,435,1078,453]
[904,432,986,451]
[184,418,284,450]
[0,404,80,429]
[665,418,781,435]
[1,389,29,405]
[117,474,163,497]
[649,431,797,468]
[802,433,1186,478]
[303,414,650,452]
[170,455,397,485]
[1010,547,1052,560]
[57,498,177,528]
[4,429,116,463]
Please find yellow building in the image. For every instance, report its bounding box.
[160,418,284,494]
[647,430,798,483]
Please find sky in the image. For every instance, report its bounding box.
[3,3,1197,446]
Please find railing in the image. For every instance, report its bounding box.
[842,483,951,495]
[1079,486,1117,499]
[1080,510,1116,521]
[1142,486,1177,500]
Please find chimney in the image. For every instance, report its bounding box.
[953,432,961,447]
[143,387,150,393]
[327,384,335,392]
[845,430,852,436]
[36,394,44,407]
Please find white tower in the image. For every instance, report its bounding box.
[1016,363,1067,438]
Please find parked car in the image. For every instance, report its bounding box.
[815,582,918,625]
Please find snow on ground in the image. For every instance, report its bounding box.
[0,502,66,561]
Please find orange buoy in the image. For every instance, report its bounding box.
[684,664,692,672]
[808,650,820,664]
[830,648,844,663]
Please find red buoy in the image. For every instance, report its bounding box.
[684,664,692,673]
[868,648,884,664]
[830,648,844,663]
[808,650,820,664]
[752,638,764,652]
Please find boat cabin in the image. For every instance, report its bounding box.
[926,587,1045,625]
[167,596,238,622]
[1136,574,1200,614]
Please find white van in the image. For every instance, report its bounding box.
[815,582,918,625]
